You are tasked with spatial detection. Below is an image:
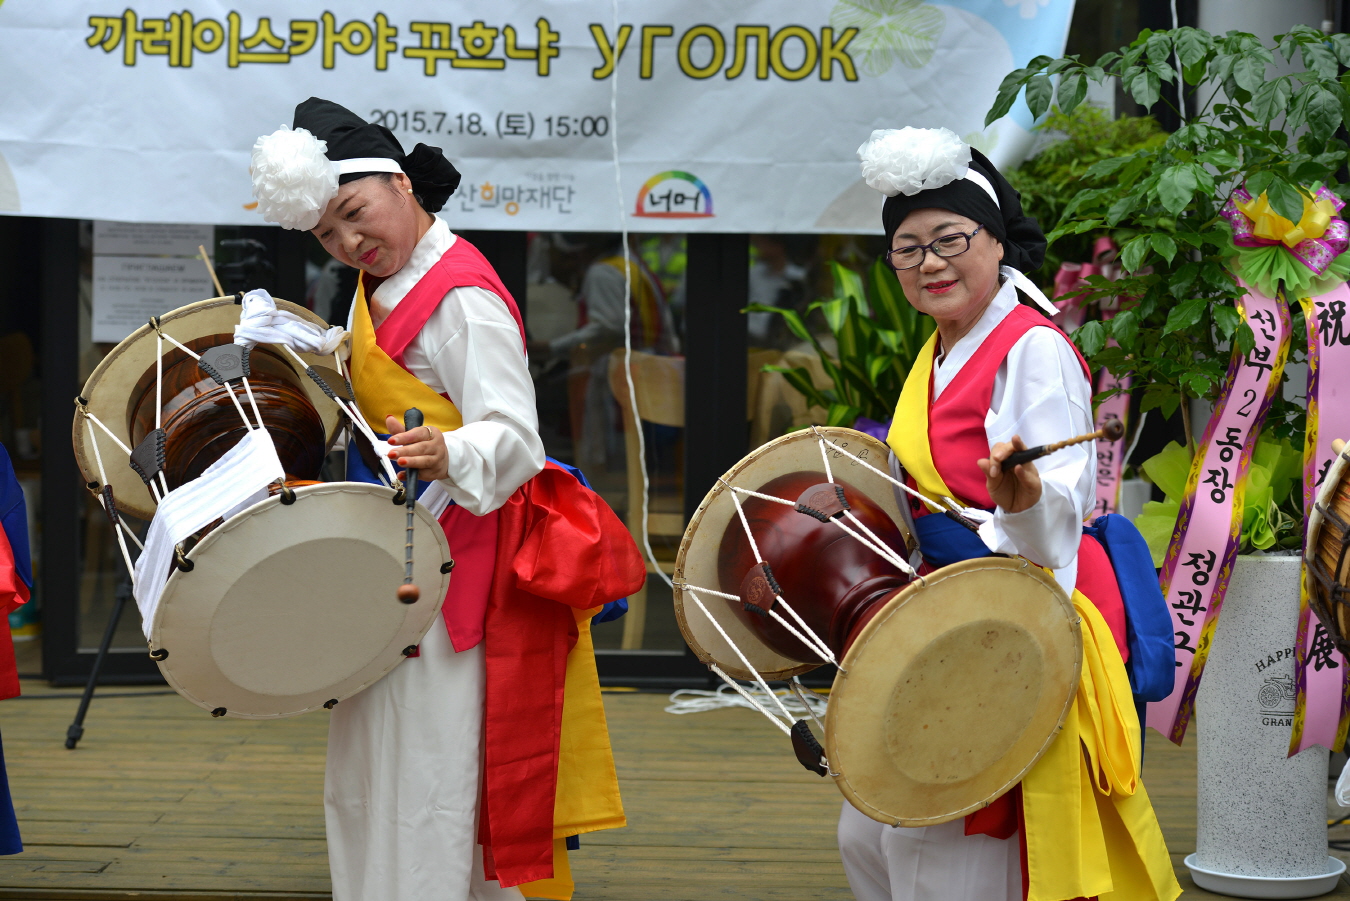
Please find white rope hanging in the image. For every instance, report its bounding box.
[666,681,828,719]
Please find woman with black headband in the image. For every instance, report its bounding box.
[249,98,640,901]
[839,128,1179,901]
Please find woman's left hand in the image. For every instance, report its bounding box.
[386,414,450,482]
[979,435,1041,514]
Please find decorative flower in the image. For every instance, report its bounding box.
[1220,183,1350,297]
[857,127,970,197]
[1004,0,1050,20]
[250,125,338,232]
[830,0,945,77]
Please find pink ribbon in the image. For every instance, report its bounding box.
[1052,237,1130,515]
[1147,286,1291,744]
[1290,283,1350,755]
[1222,186,1349,275]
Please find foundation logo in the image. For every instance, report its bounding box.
[1257,673,1296,725]
[634,171,713,219]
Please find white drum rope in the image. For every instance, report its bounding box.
[827,513,913,574]
[84,411,138,583]
[731,486,794,506]
[818,435,835,483]
[789,678,829,734]
[810,427,952,515]
[667,679,828,722]
[152,321,256,436]
[79,407,162,503]
[684,587,798,725]
[277,343,399,485]
[678,579,835,666]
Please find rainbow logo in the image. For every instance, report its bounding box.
[634,171,714,219]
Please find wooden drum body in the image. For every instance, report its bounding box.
[675,427,1082,828]
[73,297,345,519]
[1307,446,1350,653]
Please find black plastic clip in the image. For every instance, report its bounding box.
[149,648,168,661]
[129,429,167,485]
[233,291,245,305]
[441,560,455,574]
[173,543,194,573]
[211,707,227,717]
[790,719,829,777]
[391,486,407,506]
[323,699,339,710]
[278,485,297,505]
[198,343,251,385]
[402,645,418,657]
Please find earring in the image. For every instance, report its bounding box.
[407,188,414,194]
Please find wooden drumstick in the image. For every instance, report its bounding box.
[397,408,423,604]
[1000,418,1126,472]
[1334,438,1346,456]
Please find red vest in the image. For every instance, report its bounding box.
[929,304,1090,508]
[364,236,526,653]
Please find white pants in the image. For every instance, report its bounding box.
[325,614,523,901]
[838,802,1021,901]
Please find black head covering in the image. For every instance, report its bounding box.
[880,148,1045,273]
[293,97,461,213]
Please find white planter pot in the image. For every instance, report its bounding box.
[1192,554,1342,898]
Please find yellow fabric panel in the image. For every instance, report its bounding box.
[1023,592,1181,901]
[349,282,464,435]
[552,605,627,838]
[519,840,573,901]
[886,330,958,504]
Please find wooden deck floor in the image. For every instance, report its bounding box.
[0,677,1347,900]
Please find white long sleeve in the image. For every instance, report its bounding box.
[364,218,545,516]
[931,278,1095,593]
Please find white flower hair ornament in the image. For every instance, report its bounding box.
[250,125,340,232]
[857,126,971,198]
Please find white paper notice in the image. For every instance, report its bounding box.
[93,221,214,258]
[92,256,213,343]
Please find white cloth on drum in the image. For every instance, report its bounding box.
[132,427,284,637]
[325,611,523,901]
[418,480,453,519]
[928,276,1095,595]
[837,803,1020,901]
[234,288,347,355]
[353,217,545,516]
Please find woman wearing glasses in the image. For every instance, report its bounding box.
[838,128,1178,901]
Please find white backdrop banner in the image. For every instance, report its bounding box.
[0,0,1075,233]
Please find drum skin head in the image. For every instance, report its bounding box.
[825,557,1081,827]
[72,297,347,520]
[148,482,450,719]
[674,427,911,681]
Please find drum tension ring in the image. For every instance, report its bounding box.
[211,707,227,717]
[278,485,297,505]
[790,719,829,777]
[739,562,782,618]
[391,487,407,506]
[441,560,455,574]
[402,645,418,657]
[148,648,168,661]
[324,699,339,710]
[794,484,850,523]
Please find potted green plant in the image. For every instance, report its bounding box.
[986,25,1350,894]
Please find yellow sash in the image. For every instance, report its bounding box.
[884,330,1178,900]
[886,330,962,506]
[349,281,624,901]
[350,281,464,434]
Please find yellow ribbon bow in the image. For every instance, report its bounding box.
[1236,190,1337,248]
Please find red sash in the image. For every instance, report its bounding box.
[364,235,644,887]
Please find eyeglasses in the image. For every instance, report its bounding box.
[885,224,984,271]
